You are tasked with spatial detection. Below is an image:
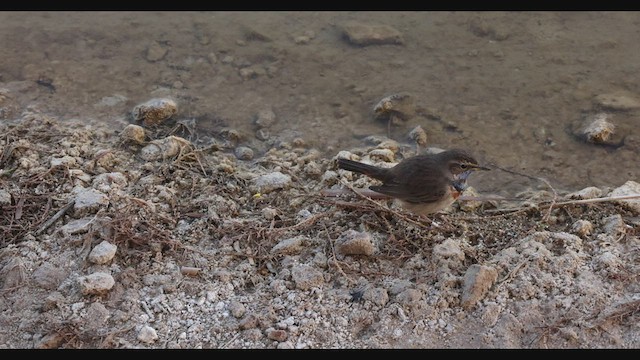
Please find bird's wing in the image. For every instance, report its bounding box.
[370,164,449,204]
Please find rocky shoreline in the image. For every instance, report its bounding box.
[0,112,638,348]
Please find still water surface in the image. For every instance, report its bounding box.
[1,11,639,196]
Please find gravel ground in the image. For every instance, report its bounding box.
[0,113,638,348]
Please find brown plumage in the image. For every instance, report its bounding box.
[336,149,489,215]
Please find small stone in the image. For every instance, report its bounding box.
[571,219,594,237]
[243,26,272,42]
[459,186,482,212]
[468,18,510,41]
[228,300,246,318]
[277,341,294,349]
[291,264,324,290]
[603,214,626,237]
[0,189,11,205]
[271,236,305,255]
[252,172,292,193]
[460,264,498,308]
[266,328,288,342]
[408,125,428,147]
[368,148,395,162]
[335,230,375,257]
[88,241,117,264]
[32,262,67,290]
[261,207,278,220]
[239,314,259,330]
[235,146,254,160]
[139,136,192,161]
[74,188,109,216]
[363,287,389,306]
[77,272,115,295]
[255,128,270,141]
[43,292,65,311]
[60,217,94,235]
[373,92,415,123]
[36,333,65,349]
[96,94,127,107]
[396,288,423,307]
[132,98,178,126]
[578,113,616,144]
[594,91,640,111]
[92,172,128,193]
[145,41,168,62]
[50,155,76,168]
[567,186,603,200]
[239,65,266,80]
[608,180,640,213]
[138,325,159,343]
[342,21,404,46]
[120,124,146,144]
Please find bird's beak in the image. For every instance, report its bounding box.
[472,164,491,171]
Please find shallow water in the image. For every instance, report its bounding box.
[1,11,639,196]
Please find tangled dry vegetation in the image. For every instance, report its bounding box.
[1,112,639,348]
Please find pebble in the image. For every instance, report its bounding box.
[120,124,146,144]
[228,300,246,318]
[96,94,127,107]
[608,180,640,213]
[239,65,266,80]
[239,314,259,330]
[50,155,76,168]
[578,113,616,144]
[74,188,109,216]
[459,186,483,212]
[291,264,324,290]
[468,18,510,41]
[234,146,254,160]
[261,207,278,220]
[132,98,178,126]
[363,287,389,306]
[373,92,416,123]
[252,172,292,193]
[368,148,395,162]
[88,241,117,264]
[255,128,270,141]
[603,214,626,237]
[335,230,375,257]
[408,125,428,147]
[341,21,404,46]
[571,219,594,237]
[138,325,159,343]
[60,217,94,235]
[460,264,498,308]
[140,136,192,161]
[145,41,168,62]
[32,262,67,290]
[77,272,115,295]
[567,186,602,200]
[0,189,11,205]
[271,236,305,255]
[254,109,277,128]
[266,328,288,342]
[92,172,128,192]
[594,91,640,111]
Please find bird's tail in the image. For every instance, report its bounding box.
[336,158,388,181]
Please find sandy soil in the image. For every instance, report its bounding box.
[0,12,639,349]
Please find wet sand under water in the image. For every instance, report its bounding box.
[1,11,639,197]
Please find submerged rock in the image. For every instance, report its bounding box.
[341,22,404,46]
[132,98,178,126]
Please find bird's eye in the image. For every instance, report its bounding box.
[460,163,468,170]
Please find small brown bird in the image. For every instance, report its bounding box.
[336,149,489,215]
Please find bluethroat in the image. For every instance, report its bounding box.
[336,149,489,215]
